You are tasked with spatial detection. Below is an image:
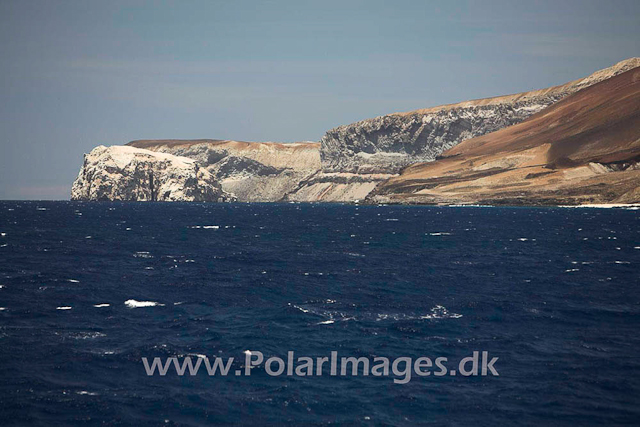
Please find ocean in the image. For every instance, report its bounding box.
[0,201,638,425]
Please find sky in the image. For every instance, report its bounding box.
[1,0,639,200]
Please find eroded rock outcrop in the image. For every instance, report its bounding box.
[127,139,321,202]
[71,145,232,202]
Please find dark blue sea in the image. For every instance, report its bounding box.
[0,201,639,425]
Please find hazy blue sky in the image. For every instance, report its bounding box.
[1,0,639,199]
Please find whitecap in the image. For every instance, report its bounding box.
[0,307,6,311]
[0,233,6,237]
[67,279,80,283]
[317,320,335,325]
[190,225,219,229]
[93,304,110,308]
[420,305,463,320]
[292,304,310,313]
[565,269,580,272]
[614,261,630,264]
[189,353,207,359]
[56,306,72,310]
[124,299,163,308]
[76,391,98,396]
[133,251,153,258]
[428,232,452,236]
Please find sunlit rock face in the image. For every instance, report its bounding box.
[127,140,322,202]
[319,58,640,175]
[71,145,232,202]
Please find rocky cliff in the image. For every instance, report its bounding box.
[71,145,232,202]
[126,139,321,202]
[319,58,640,175]
[283,58,640,202]
[367,67,640,206]
[71,58,640,204]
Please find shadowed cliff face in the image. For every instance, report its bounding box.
[368,67,640,206]
[319,58,640,175]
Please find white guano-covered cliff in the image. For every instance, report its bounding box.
[71,145,232,202]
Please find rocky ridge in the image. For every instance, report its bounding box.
[71,58,640,204]
[367,66,640,206]
[319,58,640,174]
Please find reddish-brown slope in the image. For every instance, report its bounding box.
[370,66,640,206]
[442,66,640,165]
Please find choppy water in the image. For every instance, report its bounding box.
[0,201,638,425]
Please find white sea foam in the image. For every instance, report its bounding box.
[614,261,630,264]
[292,304,310,313]
[0,307,6,311]
[559,203,640,209]
[428,232,452,236]
[133,251,153,258]
[0,233,6,237]
[93,303,110,308]
[56,306,72,310]
[190,225,219,229]
[420,305,463,320]
[124,299,163,308]
[317,320,335,325]
[76,391,98,396]
[67,279,80,283]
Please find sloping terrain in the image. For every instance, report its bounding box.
[290,58,640,201]
[368,67,640,206]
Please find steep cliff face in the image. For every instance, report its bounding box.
[127,139,321,202]
[367,67,640,206]
[71,145,232,202]
[319,58,640,175]
[71,58,640,204]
